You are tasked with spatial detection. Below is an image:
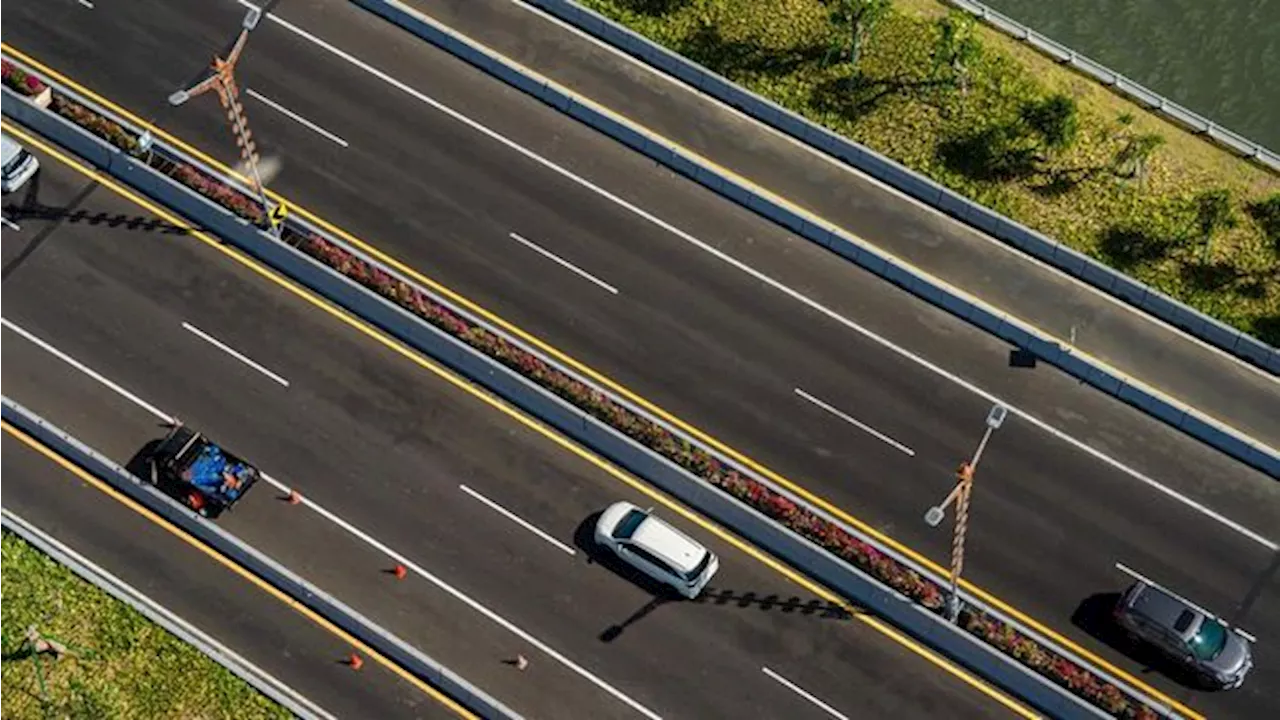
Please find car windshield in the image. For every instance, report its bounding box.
[1189,618,1228,661]
[2,149,26,175]
[681,550,711,582]
[612,509,647,540]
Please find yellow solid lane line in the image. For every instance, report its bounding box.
[2,114,1044,718]
[0,40,1167,714]
[0,421,479,720]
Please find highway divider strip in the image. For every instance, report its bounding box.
[511,0,1279,372]
[0,507,338,720]
[343,0,1280,483]
[0,66,1187,720]
[0,398,521,720]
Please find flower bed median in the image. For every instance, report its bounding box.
[10,61,1162,719]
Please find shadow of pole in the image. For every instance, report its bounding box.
[695,587,856,620]
[600,596,670,643]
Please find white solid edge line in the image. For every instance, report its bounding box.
[254,473,661,720]
[2,317,174,422]
[183,321,290,387]
[459,483,577,556]
[244,87,350,148]
[505,0,1280,386]
[234,1,1277,551]
[77,0,94,8]
[761,667,850,720]
[0,509,338,720]
[1,316,662,720]
[508,232,618,295]
[2,216,20,231]
[794,388,915,457]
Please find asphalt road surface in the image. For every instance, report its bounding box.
[2,1,1277,717]
[0,141,1026,719]
[1,430,460,720]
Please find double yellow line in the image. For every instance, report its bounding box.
[1,38,1201,718]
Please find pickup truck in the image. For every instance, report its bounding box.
[147,422,260,519]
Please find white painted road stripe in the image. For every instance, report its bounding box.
[508,232,618,295]
[2,216,20,231]
[254,473,660,719]
[183,322,290,387]
[2,318,663,720]
[459,484,577,556]
[77,0,94,8]
[795,388,915,457]
[245,88,349,148]
[762,667,849,720]
[2,318,174,422]
[235,0,1276,551]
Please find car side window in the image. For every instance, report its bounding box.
[624,544,675,576]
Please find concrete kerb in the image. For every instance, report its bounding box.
[0,508,338,720]
[511,0,1279,375]
[0,398,522,720]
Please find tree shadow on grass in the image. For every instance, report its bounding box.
[1180,261,1246,292]
[1098,224,1174,270]
[936,125,1041,183]
[1251,315,1280,347]
[676,23,829,78]
[811,72,953,122]
[615,0,694,15]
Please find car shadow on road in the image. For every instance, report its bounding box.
[1071,592,1211,690]
[693,587,856,621]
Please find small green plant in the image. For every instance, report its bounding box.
[822,0,894,68]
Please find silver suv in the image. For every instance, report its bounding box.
[1113,574,1254,689]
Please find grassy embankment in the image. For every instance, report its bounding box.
[1,532,289,720]
[579,0,1280,344]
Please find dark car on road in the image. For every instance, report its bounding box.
[1113,575,1254,689]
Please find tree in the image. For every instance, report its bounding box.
[932,11,982,93]
[823,0,894,68]
[1020,94,1079,152]
[1109,114,1164,184]
[1191,188,1237,260]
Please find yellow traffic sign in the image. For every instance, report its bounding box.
[268,202,288,229]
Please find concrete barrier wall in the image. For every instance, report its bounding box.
[335,4,1278,482]
[508,0,1280,377]
[0,69,1197,718]
[0,509,336,720]
[0,397,522,720]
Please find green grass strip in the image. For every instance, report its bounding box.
[1,531,291,720]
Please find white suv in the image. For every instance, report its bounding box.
[594,501,719,599]
[2,132,39,194]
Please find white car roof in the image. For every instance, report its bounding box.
[631,515,707,574]
[1,133,20,165]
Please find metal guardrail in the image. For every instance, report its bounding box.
[0,508,338,720]
[512,0,1280,378]
[0,63,1185,718]
[944,0,1279,170]
[0,397,522,720]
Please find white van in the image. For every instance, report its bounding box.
[2,132,40,194]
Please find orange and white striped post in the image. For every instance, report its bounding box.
[926,404,1006,622]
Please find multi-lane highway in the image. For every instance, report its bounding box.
[3,0,1278,717]
[2,429,458,720]
[1,141,1029,718]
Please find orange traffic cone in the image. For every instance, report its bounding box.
[287,490,302,505]
[391,564,407,580]
[347,652,364,670]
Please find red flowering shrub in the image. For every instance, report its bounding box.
[1,60,43,96]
